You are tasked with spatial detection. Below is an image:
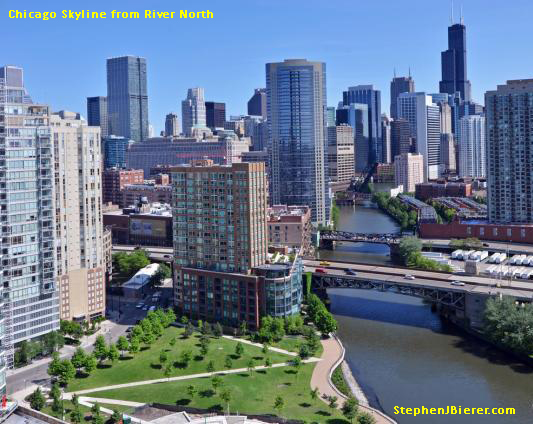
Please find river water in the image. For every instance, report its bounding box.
[319,202,533,424]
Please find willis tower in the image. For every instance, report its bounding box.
[439,19,471,101]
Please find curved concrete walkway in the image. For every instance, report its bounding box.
[310,336,397,424]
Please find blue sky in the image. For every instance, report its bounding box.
[2,0,532,133]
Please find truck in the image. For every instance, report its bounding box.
[451,250,463,260]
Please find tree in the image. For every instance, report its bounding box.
[149,264,171,287]
[48,351,62,378]
[29,387,45,410]
[42,331,65,355]
[180,349,192,367]
[213,323,223,337]
[57,360,76,386]
[71,347,87,374]
[110,410,122,424]
[164,308,177,327]
[169,337,176,348]
[247,359,255,376]
[220,388,232,415]
[315,309,338,335]
[299,344,310,359]
[235,342,244,358]
[186,385,197,400]
[202,322,212,336]
[94,335,108,364]
[113,250,150,278]
[142,329,155,346]
[211,376,223,394]
[328,395,338,412]
[129,337,140,355]
[206,360,215,373]
[357,412,376,424]
[291,356,302,380]
[273,396,284,418]
[108,344,120,363]
[264,356,272,371]
[398,236,422,265]
[159,350,168,368]
[84,354,98,375]
[164,363,173,379]
[341,396,359,423]
[184,322,194,338]
[180,315,189,325]
[224,356,233,370]
[70,407,82,424]
[117,336,129,357]
[50,383,61,405]
[199,336,210,357]
[239,321,247,336]
[262,343,269,355]
[91,402,101,418]
[310,388,319,402]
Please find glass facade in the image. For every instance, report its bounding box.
[103,135,133,169]
[0,66,60,371]
[440,24,471,102]
[107,56,149,142]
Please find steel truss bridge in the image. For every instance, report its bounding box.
[319,231,403,246]
[311,274,466,310]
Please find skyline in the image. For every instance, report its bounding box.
[2,0,533,133]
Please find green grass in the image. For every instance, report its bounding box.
[41,400,92,420]
[67,327,293,392]
[269,336,324,357]
[97,403,136,415]
[331,365,351,397]
[87,364,349,423]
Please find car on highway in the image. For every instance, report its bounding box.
[163,254,172,259]
[345,269,357,276]
[319,261,331,266]
[450,281,465,286]
[149,305,156,311]
[404,274,415,280]
[142,305,149,311]
[315,268,327,274]
[135,302,144,309]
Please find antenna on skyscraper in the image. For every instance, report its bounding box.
[450,0,454,24]
[393,68,396,78]
[460,4,464,24]
[408,67,411,78]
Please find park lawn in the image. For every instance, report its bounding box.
[97,403,136,415]
[271,336,324,357]
[67,327,293,392]
[41,400,92,420]
[87,364,349,423]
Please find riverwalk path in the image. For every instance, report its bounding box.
[310,336,397,424]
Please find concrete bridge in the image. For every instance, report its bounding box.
[303,259,533,328]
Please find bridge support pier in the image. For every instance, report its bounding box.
[320,239,335,250]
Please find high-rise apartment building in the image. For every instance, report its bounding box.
[336,103,369,173]
[327,125,355,184]
[164,113,179,137]
[342,85,382,164]
[266,59,329,225]
[103,135,134,169]
[172,160,301,329]
[486,80,533,224]
[390,76,415,119]
[394,153,424,193]
[106,56,149,141]
[87,96,108,138]
[205,102,226,130]
[440,22,471,101]
[0,66,60,369]
[397,92,442,180]
[247,88,267,119]
[102,168,144,205]
[181,88,207,137]
[440,134,457,174]
[50,111,106,321]
[458,115,485,178]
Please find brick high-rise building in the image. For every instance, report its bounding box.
[102,168,144,205]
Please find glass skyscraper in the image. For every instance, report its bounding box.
[86,96,108,138]
[107,56,149,142]
[0,66,60,371]
[266,59,329,225]
[439,23,472,102]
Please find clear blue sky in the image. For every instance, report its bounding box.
[2,0,532,133]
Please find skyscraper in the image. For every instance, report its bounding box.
[391,118,412,159]
[381,114,392,164]
[394,153,424,193]
[326,107,336,127]
[397,92,441,180]
[87,96,108,138]
[103,135,134,169]
[327,125,355,184]
[266,59,329,225]
[247,88,267,119]
[164,113,179,137]
[181,88,206,137]
[205,101,226,130]
[458,115,485,178]
[106,56,149,141]
[336,103,369,173]
[439,22,471,101]
[0,66,59,368]
[50,111,106,321]
[342,85,382,164]
[486,80,533,224]
[390,75,415,119]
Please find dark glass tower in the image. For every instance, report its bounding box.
[205,101,226,129]
[439,23,471,101]
[390,76,414,119]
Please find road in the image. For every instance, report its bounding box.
[303,259,533,300]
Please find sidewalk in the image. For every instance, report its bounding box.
[310,336,397,424]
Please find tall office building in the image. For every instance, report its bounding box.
[164,113,179,137]
[439,22,471,101]
[0,66,59,369]
[50,111,106,321]
[342,85,382,164]
[391,119,412,159]
[87,96,108,138]
[390,76,415,119]
[106,56,149,141]
[172,160,301,329]
[327,125,355,184]
[181,88,206,137]
[247,88,267,119]
[458,115,485,178]
[394,153,424,193]
[381,114,392,164]
[327,107,336,127]
[486,80,533,224]
[205,101,226,130]
[336,103,369,173]
[440,134,457,174]
[397,92,442,180]
[103,135,134,169]
[266,59,329,225]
